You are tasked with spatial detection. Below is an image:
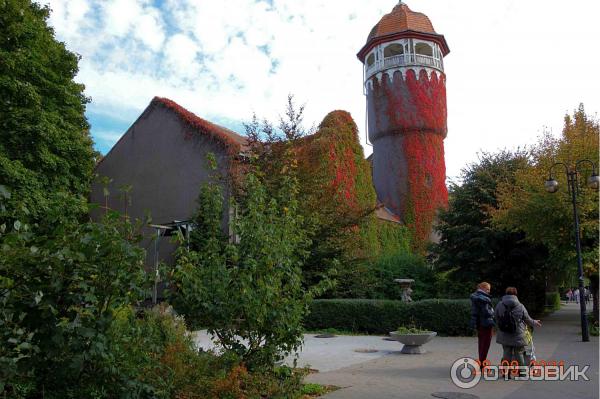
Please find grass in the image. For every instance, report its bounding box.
[300,383,339,398]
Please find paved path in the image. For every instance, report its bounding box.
[305,303,599,399]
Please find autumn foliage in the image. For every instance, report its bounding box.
[296,110,411,295]
[244,99,411,296]
[152,96,246,157]
[493,104,599,281]
[369,69,449,247]
[372,69,447,137]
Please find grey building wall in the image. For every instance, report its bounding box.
[90,102,236,275]
[370,134,409,219]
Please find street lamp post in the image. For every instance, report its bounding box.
[545,160,599,342]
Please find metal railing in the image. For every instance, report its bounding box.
[365,53,443,80]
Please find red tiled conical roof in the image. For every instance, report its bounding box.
[357,2,449,61]
[367,2,436,42]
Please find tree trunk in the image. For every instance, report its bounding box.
[590,273,599,319]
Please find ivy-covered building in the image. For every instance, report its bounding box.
[92,2,450,276]
[90,97,248,278]
[358,1,450,244]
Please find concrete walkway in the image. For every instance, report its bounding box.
[304,303,599,399]
[194,303,598,398]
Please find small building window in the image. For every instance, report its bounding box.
[415,43,433,56]
[384,43,404,58]
[424,173,433,188]
[366,53,375,67]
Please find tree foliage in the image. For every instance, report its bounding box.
[433,151,549,311]
[171,155,328,370]
[0,0,95,222]
[0,189,148,397]
[493,104,599,282]
[244,96,412,297]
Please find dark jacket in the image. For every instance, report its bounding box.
[470,289,495,329]
[494,295,536,347]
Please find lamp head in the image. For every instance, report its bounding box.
[545,178,559,193]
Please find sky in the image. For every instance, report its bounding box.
[42,0,600,182]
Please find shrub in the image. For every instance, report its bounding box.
[0,199,148,398]
[211,364,305,399]
[107,305,216,398]
[300,383,327,396]
[395,326,429,334]
[327,259,379,299]
[305,299,474,336]
[325,250,442,301]
[545,291,561,311]
[371,252,437,300]
[409,300,473,336]
[433,269,476,299]
[171,164,328,370]
[108,305,307,399]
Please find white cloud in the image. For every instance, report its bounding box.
[49,0,89,33]
[163,34,200,79]
[134,8,165,51]
[41,0,600,179]
[102,0,138,37]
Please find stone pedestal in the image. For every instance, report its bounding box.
[394,278,415,302]
[388,331,437,354]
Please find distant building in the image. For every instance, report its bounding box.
[91,97,248,285]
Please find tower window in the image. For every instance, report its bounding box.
[425,173,433,188]
[415,43,433,57]
[384,43,404,58]
[366,53,375,67]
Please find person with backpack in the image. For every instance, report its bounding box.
[470,282,495,366]
[495,287,542,375]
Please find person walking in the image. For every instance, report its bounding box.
[566,288,573,303]
[584,287,591,304]
[574,287,580,304]
[495,287,542,377]
[470,282,495,367]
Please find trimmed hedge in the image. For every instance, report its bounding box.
[545,291,561,311]
[305,299,473,336]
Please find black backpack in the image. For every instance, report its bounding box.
[498,304,518,333]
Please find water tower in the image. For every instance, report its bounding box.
[357,1,450,243]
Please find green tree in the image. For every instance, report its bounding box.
[171,158,328,370]
[433,151,550,311]
[244,97,412,298]
[493,105,599,306]
[0,189,148,397]
[0,0,95,222]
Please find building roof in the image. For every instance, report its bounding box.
[152,97,249,154]
[357,2,449,61]
[367,2,436,42]
[375,203,402,224]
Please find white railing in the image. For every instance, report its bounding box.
[364,54,443,80]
